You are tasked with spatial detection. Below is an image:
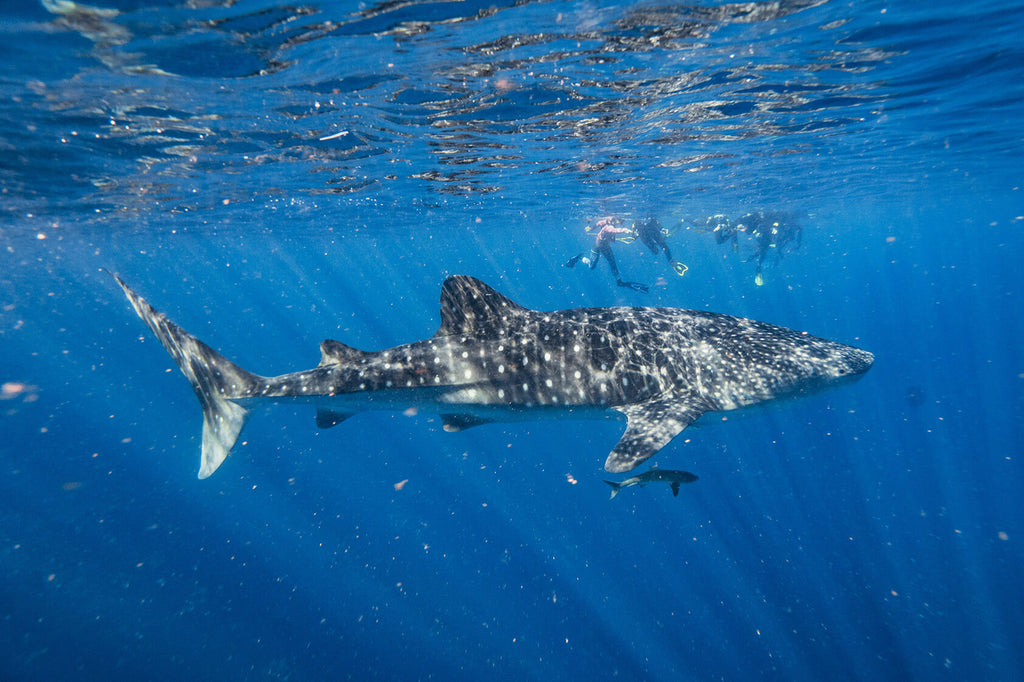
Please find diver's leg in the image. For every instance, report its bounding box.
[601,244,621,279]
[604,246,649,292]
[616,279,649,293]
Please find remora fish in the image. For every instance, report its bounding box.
[604,468,699,499]
[109,273,873,479]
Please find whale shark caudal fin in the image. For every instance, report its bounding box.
[108,272,263,479]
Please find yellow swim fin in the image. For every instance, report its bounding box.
[754,271,764,286]
[671,261,688,276]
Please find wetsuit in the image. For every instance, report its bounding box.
[589,223,633,279]
[635,217,672,262]
[563,219,648,292]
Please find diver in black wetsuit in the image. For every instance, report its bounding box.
[736,211,803,286]
[634,216,687,277]
[706,214,739,251]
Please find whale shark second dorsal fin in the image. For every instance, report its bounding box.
[319,339,367,367]
[436,275,528,338]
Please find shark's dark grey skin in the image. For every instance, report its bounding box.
[604,467,699,499]
[110,273,873,479]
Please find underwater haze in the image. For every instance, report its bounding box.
[1,0,1022,680]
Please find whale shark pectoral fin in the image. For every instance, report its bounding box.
[670,481,681,496]
[604,395,707,473]
[441,413,494,432]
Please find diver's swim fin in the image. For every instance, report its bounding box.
[617,279,649,293]
[563,253,584,268]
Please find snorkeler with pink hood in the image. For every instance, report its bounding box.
[563,216,648,293]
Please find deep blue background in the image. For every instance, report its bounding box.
[2,1,1022,680]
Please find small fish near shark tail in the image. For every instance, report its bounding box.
[604,480,626,500]
[604,469,699,499]
[108,271,262,479]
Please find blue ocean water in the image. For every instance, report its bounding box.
[2,0,1022,679]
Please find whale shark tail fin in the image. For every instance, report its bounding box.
[108,271,263,479]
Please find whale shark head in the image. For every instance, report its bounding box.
[831,345,875,381]
[765,335,874,400]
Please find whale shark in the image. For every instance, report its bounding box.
[604,467,699,499]
[109,273,873,479]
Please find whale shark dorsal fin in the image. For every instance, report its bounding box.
[319,339,366,367]
[604,393,709,473]
[436,275,528,338]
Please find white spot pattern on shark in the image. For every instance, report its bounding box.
[109,273,873,479]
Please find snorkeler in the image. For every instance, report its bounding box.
[706,214,739,251]
[634,216,687,277]
[736,211,803,286]
[564,216,649,293]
